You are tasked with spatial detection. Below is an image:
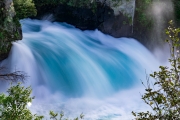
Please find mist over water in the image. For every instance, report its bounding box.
[1,19,161,119]
[147,0,174,58]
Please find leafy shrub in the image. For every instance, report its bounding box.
[0,83,43,120]
[132,20,180,120]
[0,83,84,120]
[13,0,37,19]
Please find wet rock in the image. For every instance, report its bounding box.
[0,0,22,61]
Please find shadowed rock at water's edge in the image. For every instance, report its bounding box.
[33,3,133,38]
[0,0,22,61]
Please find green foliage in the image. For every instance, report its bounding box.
[0,83,84,120]
[132,20,180,120]
[49,111,84,120]
[13,0,37,19]
[135,0,153,28]
[0,83,43,120]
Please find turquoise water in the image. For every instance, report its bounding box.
[3,19,159,119]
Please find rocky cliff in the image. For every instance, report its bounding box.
[33,0,135,38]
[0,0,36,61]
[33,0,177,51]
[0,0,22,60]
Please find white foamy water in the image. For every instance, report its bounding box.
[1,19,162,119]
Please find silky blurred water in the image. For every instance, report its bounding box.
[1,19,160,119]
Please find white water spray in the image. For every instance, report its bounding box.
[1,19,161,119]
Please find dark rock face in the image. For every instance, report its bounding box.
[34,3,133,38]
[98,12,133,37]
[0,0,22,61]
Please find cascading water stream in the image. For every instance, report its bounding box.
[1,19,160,119]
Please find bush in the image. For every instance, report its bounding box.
[0,83,43,120]
[13,0,37,19]
[132,20,180,120]
[0,83,84,120]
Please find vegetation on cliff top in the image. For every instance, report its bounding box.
[13,0,37,19]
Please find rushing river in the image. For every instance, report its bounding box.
[2,19,160,119]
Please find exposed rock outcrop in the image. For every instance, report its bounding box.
[0,0,22,61]
[33,1,134,37]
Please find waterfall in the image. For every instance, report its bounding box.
[1,19,160,119]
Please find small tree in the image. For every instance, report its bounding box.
[0,83,43,120]
[132,20,180,119]
[0,82,84,120]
